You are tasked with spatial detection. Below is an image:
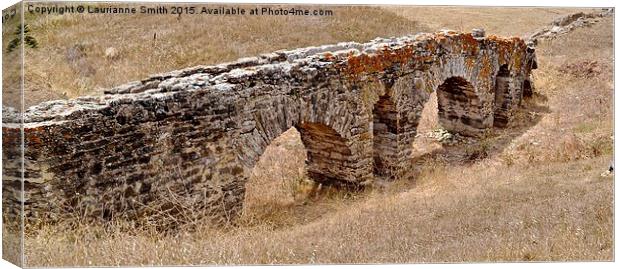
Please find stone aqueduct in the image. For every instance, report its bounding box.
[2,30,536,222]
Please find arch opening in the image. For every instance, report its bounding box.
[436,76,485,136]
[242,121,357,219]
[297,122,356,185]
[372,93,399,178]
[410,90,443,158]
[493,64,511,127]
[242,127,308,219]
[523,79,533,98]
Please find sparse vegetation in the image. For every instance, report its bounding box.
[2,5,613,266]
[3,4,424,107]
[6,24,38,53]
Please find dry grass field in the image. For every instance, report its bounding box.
[385,6,597,37]
[5,4,424,107]
[1,4,614,266]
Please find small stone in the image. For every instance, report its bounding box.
[472,28,485,38]
[104,47,120,60]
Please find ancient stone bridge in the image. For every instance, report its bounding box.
[2,30,536,223]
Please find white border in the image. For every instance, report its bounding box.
[0,1,617,269]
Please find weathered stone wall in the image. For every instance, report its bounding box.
[2,29,536,223]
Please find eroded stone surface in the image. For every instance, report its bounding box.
[528,9,613,44]
[3,30,536,224]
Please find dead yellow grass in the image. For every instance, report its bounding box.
[385,6,595,37]
[21,156,612,266]
[3,6,614,267]
[4,4,424,107]
[498,16,614,166]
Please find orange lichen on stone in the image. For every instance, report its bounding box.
[478,54,493,82]
[416,33,431,41]
[512,49,525,72]
[28,133,43,145]
[461,33,480,55]
[488,35,514,59]
[24,126,49,145]
[323,52,334,61]
[2,31,536,225]
[510,39,527,72]
[465,56,477,70]
[1,127,21,145]
[341,44,415,79]
[425,40,436,52]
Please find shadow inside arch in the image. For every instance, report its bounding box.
[405,91,551,181]
[240,124,368,228]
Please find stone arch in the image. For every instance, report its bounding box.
[235,95,302,170]
[436,76,489,136]
[3,31,537,226]
[297,122,357,185]
[240,119,361,188]
[237,88,372,190]
[376,74,433,180]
